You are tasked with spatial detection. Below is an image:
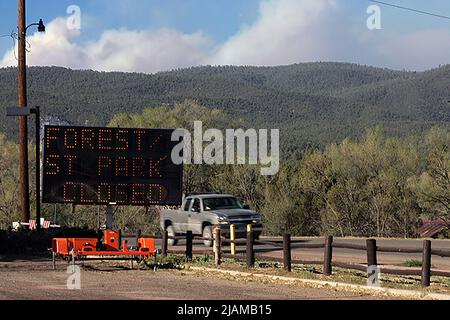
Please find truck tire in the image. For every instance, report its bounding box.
[202,225,213,247]
[166,225,178,246]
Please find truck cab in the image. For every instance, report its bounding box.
[160,194,262,247]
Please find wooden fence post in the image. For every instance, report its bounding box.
[136,229,142,250]
[366,239,378,284]
[186,231,193,260]
[52,251,56,270]
[283,233,291,272]
[323,236,333,276]
[366,239,378,267]
[422,240,432,287]
[71,250,76,273]
[230,224,236,255]
[161,230,168,256]
[214,227,222,266]
[246,224,255,268]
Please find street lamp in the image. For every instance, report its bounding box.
[17,0,45,226]
[27,19,46,33]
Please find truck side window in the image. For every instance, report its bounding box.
[192,198,200,212]
[183,199,192,211]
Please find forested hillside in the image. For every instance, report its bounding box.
[0,62,449,157]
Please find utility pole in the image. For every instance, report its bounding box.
[18,0,30,224]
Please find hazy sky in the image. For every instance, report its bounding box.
[1,0,450,72]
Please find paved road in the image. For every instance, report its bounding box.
[165,237,450,270]
[0,259,384,300]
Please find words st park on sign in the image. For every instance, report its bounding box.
[42,126,183,206]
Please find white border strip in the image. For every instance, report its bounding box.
[189,266,450,300]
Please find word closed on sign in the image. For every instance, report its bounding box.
[42,125,183,206]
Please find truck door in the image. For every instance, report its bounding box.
[174,198,192,233]
[188,198,203,235]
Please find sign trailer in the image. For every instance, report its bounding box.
[44,125,184,266]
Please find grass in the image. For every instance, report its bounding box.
[399,260,423,268]
[397,259,437,269]
[144,253,213,270]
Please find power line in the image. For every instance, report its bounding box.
[368,0,450,20]
[0,31,19,61]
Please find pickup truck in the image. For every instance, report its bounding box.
[160,194,262,247]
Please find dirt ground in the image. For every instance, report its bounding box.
[0,257,390,300]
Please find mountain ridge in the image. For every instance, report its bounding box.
[0,62,448,157]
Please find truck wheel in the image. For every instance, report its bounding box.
[166,225,178,246]
[202,225,213,247]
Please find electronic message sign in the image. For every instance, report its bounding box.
[42,125,182,206]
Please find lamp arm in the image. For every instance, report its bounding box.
[25,23,39,32]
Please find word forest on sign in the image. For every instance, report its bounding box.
[42,126,183,206]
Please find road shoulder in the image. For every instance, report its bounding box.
[188,266,450,300]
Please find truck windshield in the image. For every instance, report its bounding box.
[203,197,243,211]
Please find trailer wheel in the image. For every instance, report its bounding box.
[166,225,178,246]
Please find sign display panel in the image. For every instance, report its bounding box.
[42,125,182,206]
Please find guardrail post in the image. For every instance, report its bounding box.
[186,231,193,260]
[421,240,432,287]
[214,227,222,266]
[366,239,378,267]
[323,236,333,276]
[283,233,291,272]
[162,230,168,257]
[246,224,255,268]
[230,224,236,255]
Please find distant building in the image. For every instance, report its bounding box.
[417,220,450,238]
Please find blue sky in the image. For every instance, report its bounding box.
[1,0,450,72]
[0,0,261,53]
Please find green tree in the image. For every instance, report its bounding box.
[0,134,21,229]
[109,100,238,130]
[299,128,422,237]
[410,127,450,219]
